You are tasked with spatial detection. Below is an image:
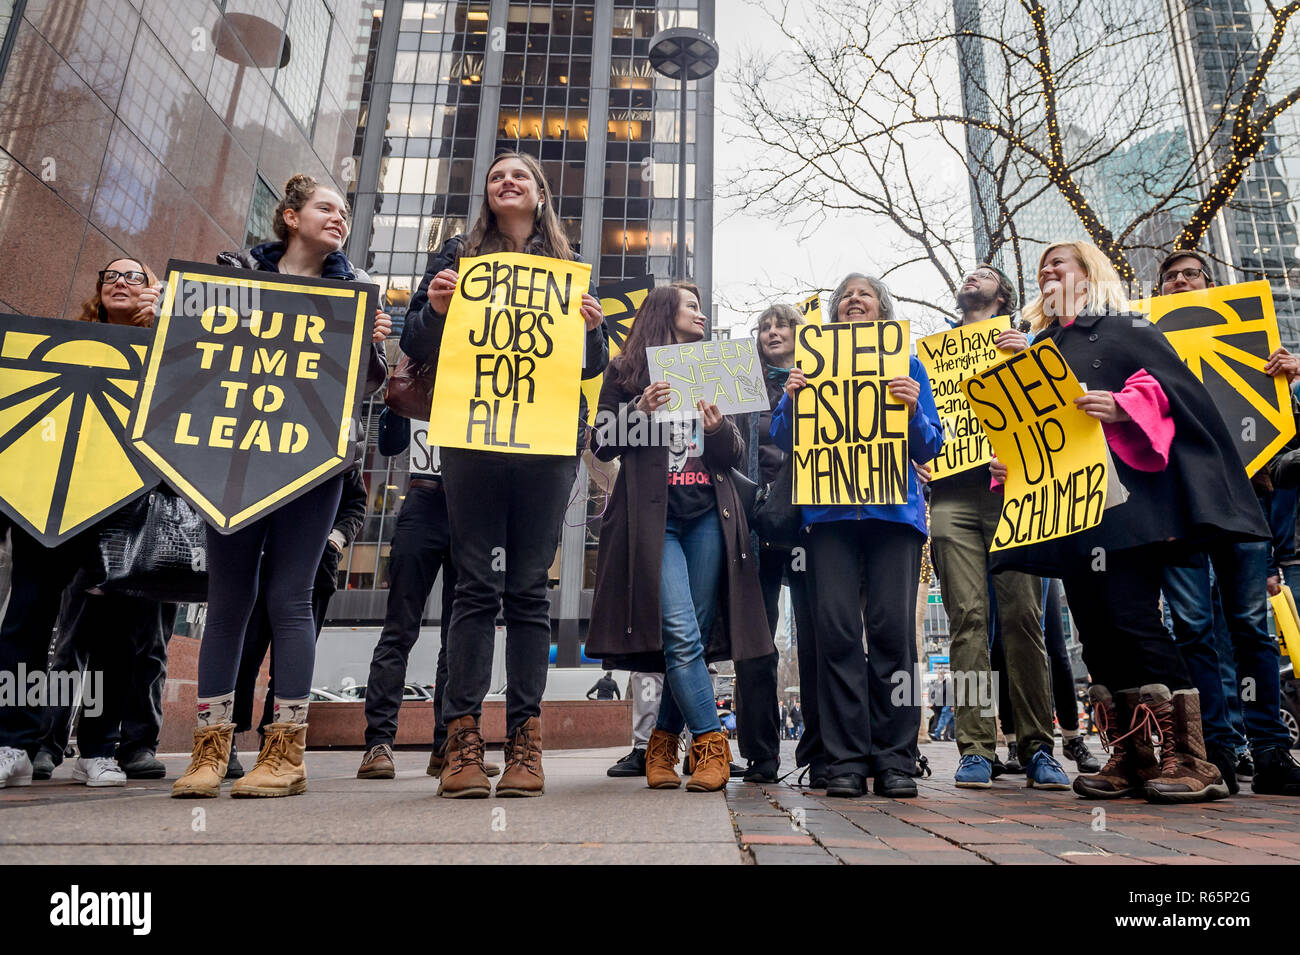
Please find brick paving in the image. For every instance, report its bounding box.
[728,739,1300,864]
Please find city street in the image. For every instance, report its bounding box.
[3,740,1297,865]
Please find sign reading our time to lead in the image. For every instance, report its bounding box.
[128,260,377,533]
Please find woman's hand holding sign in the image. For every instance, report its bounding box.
[580,292,604,331]
[698,400,723,434]
[372,309,392,342]
[1074,390,1131,423]
[429,269,459,315]
[888,376,920,418]
[134,285,162,326]
[783,367,806,399]
[639,380,671,413]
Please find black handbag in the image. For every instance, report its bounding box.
[750,457,801,550]
[88,488,208,603]
[728,467,760,523]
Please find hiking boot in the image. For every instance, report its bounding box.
[685,730,731,792]
[118,749,166,780]
[358,743,396,779]
[1073,687,1159,799]
[1251,746,1300,796]
[438,716,491,798]
[172,723,234,798]
[73,756,127,787]
[606,748,647,778]
[1141,686,1229,804]
[1003,741,1024,774]
[428,742,500,777]
[1062,735,1100,773]
[645,728,682,789]
[497,717,545,797]
[954,754,992,788]
[31,750,56,781]
[230,722,308,798]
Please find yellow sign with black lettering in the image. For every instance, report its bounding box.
[429,251,592,455]
[128,260,377,533]
[1138,281,1294,476]
[792,319,911,505]
[916,315,1014,479]
[1269,586,1300,671]
[580,274,652,425]
[0,313,155,546]
[797,293,823,326]
[961,340,1108,551]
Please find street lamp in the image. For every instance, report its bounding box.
[648,27,719,281]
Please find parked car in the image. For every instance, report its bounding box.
[1281,663,1299,748]
[308,687,350,703]
[336,683,432,702]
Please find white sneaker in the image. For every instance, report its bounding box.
[73,756,127,787]
[0,747,33,788]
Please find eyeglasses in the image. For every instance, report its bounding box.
[963,269,999,283]
[99,269,148,286]
[1161,267,1208,285]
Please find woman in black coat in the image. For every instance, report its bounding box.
[992,240,1267,805]
[587,283,771,792]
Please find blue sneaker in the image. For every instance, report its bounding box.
[1025,749,1071,790]
[954,754,992,789]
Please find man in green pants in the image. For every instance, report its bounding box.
[927,265,1069,790]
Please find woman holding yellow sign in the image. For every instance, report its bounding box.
[994,240,1268,804]
[771,274,945,799]
[401,153,608,798]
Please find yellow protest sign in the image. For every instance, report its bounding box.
[580,275,652,425]
[797,293,822,325]
[916,315,1014,479]
[1137,281,1294,475]
[1270,586,1300,671]
[429,251,592,455]
[0,314,155,545]
[792,319,910,505]
[961,340,1108,551]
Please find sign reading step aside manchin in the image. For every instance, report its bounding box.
[128,260,377,533]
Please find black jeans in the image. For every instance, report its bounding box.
[1061,547,1192,694]
[198,476,342,701]
[440,449,575,734]
[806,519,923,777]
[1041,579,1079,732]
[364,481,458,749]
[0,528,94,754]
[39,589,175,761]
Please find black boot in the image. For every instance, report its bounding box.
[1003,741,1024,774]
[1205,743,1240,796]
[1251,746,1300,796]
[1063,735,1101,773]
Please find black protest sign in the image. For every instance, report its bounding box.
[128,260,377,533]
[0,314,155,546]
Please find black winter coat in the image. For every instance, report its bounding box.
[992,310,1269,577]
[401,235,610,455]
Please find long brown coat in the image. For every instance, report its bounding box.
[585,369,773,671]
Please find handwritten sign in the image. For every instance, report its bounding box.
[428,252,592,455]
[409,419,441,476]
[961,340,1107,551]
[797,293,822,326]
[916,315,1014,479]
[645,338,767,416]
[792,319,910,505]
[129,260,376,532]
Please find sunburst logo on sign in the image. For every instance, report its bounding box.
[581,275,655,424]
[0,314,154,545]
[1138,280,1296,476]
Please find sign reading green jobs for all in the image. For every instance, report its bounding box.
[128,260,377,533]
[0,313,156,545]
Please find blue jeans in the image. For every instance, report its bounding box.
[935,706,955,738]
[655,511,724,738]
[1163,556,1239,752]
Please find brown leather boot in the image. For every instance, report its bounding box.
[438,715,491,798]
[428,743,500,777]
[645,728,682,789]
[1143,685,1230,804]
[496,717,545,797]
[171,723,234,798]
[1072,687,1157,798]
[685,730,731,792]
[230,722,308,797]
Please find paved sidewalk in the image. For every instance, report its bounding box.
[732,740,1300,864]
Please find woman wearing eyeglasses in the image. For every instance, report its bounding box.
[0,258,180,790]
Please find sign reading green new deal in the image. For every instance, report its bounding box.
[644,338,768,416]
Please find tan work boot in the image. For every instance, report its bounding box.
[645,728,682,789]
[438,715,491,798]
[171,723,235,798]
[230,722,308,797]
[685,730,731,792]
[1072,687,1159,799]
[428,743,500,777]
[1142,686,1230,804]
[357,743,395,779]
[496,717,545,797]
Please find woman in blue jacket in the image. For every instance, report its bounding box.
[770,273,944,798]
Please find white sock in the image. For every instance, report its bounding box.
[273,697,309,724]
[196,693,234,727]
[1061,728,1080,740]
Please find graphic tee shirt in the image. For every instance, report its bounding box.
[666,418,714,521]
